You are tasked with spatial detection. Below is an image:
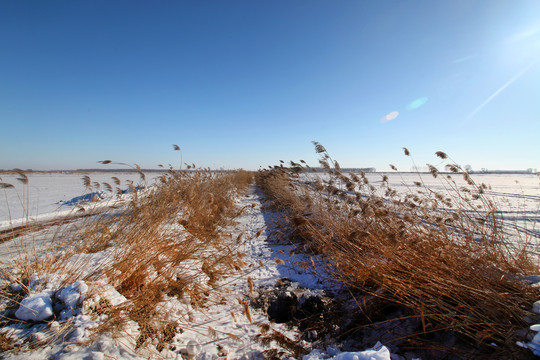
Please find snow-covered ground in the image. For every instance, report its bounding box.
[0,171,164,230]
[302,172,539,215]
[2,172,537,231]
[0,184,392,359]
[303,171,540,256]
[0,172,538,359]
[373,172,539,217]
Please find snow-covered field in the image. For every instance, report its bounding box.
[372,172,539,215]
[0,171,539,359]
[303,171,540,253]
[2,172,537,230]
[303,171,540,215]
[0,171,165,230]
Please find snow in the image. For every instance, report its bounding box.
[303,171,540,259]
[521,300,540,355]
[15,292,54,321]
[1,183,374,358]
[57,280,88,320]
[13,278,89,323]
[0,172,539,359]
[0,171,164,229]
[2,171,537,230]
[303,342,391,360]
[302,172,540,218]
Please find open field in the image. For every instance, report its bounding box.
[0,172,165,229]
[2,171,537,230]
[0,164,539,359]
[301,171,540,260]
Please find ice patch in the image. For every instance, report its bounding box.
[333,342,390,360]
[303,342,391,360]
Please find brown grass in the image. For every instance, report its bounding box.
[256,143,538,358]
[0,167,254,354]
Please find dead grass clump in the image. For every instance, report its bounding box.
[255,167,308,214]
[256,143,539,357]
[0,166,254,355]
[0,331,17,352]
[256,329,308,358]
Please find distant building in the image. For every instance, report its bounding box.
[342,168,376,173]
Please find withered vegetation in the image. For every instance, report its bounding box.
[256,142,539,359]
[0,166,255,355]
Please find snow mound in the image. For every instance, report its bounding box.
[59,192,103,206]
[15,292,54,321]
[57,280,89,320]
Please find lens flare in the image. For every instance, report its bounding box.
[506,27,540,44]
[461,63,534,125]
[406,97,428,110]
[381,111,399,123]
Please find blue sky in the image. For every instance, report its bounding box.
[1,1,539,171]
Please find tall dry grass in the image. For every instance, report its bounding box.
[0,167,254,354]
[256,143,538,358]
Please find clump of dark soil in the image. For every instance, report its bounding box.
[252,278,344,345]
[252,279,538,359]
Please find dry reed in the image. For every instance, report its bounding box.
[256,143,538,358]
[0,166,254,355]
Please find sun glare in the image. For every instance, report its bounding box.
[502,25,540,66]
